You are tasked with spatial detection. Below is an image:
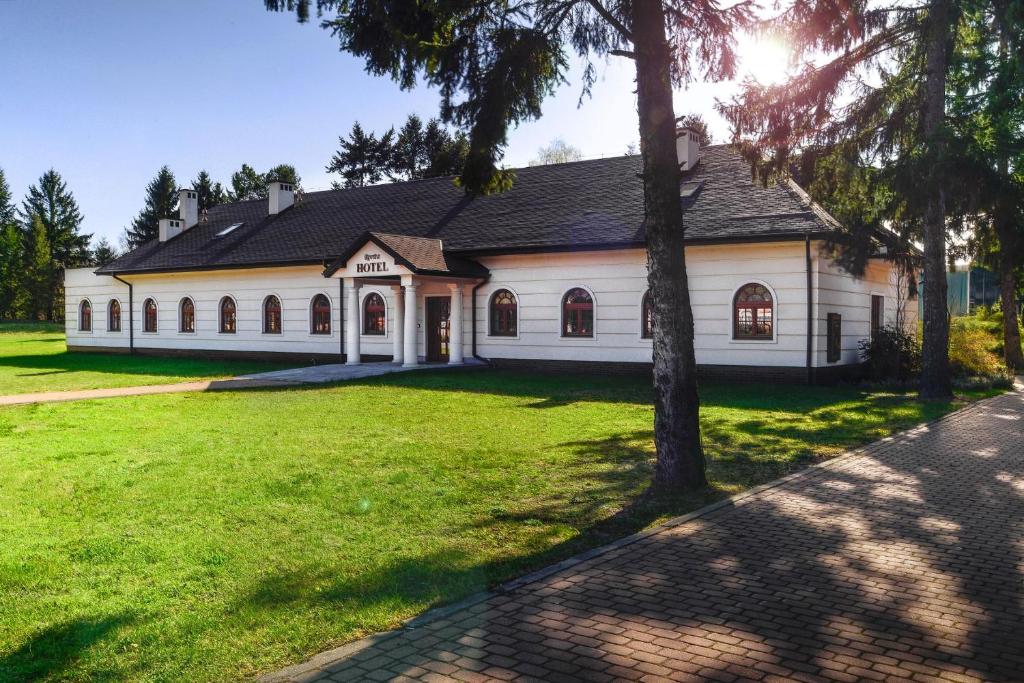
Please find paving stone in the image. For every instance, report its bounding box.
[262,387,1024,682]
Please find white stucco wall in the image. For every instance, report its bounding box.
[65,241,913,369]
[813,252,919,367]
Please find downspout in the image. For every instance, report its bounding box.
[112,274,134,354]
[339,277,345,362]
[805,235,813,385]
[471,275,491,363]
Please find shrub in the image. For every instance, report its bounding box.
[859,325,921,383]
[948,322,1008,378]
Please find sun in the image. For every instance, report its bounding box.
[736,36,793,85]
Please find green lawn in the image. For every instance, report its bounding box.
[0,362,996,682]
[0,323,297,395]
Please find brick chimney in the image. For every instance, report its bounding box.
[179,188,199,228]
[268,181,295,215]
[676,127,701,171]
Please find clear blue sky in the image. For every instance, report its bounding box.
[0,0,771,247]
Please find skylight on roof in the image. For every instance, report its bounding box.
[679,181,704,198]
[215,222,243,237]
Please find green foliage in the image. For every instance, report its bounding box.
[677,112,713,146]
[227,163,302,201]
[387,114,470,181]
[90,237,119,267]
[859,326,922,383]
[0,169,21,319]
[21,215,55,321]
[192,170,226,212]
[949,316,1011,378]
[125,166,178,248]
[327,121,394,188]
[20,169,91,268]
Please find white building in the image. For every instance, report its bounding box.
[64,139,914,383]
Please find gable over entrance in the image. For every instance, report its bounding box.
[324,232,488,280]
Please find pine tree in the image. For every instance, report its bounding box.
[91,237,120,267]
[677,113,712,147]
[422,119,469,178]
[948,2,1024,370]
[327,122,394,188]
[22,215,54,321]
[193,170,226,213]
[267,0,753,491]
[719,0,961,399]
[125,166,178,247]
[20,169,91,268]
[390,114,429,180]
[0,169,19,318]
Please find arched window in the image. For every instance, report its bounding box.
[489,289,518,336]
[562,288,594,338]
[144,298,158,333]
[219,297,237,334]
[733,283,774,340]
[311,294,331,334]
[78,300,92,332]
[263,295,282,334]
[641,290,654,339]
[108,300,121,332]
[363,292,386,335]
[179,297,195,333]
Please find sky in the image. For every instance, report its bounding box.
[0,0,791,247]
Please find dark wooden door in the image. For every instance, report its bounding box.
[426,297,451,362]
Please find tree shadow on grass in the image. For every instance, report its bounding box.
[0,613,134,682]
[247,390,1024,682]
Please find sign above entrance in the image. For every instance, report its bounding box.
[355,252,390,274]
[330,240,411,279]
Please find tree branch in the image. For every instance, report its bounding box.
[587,0,632,42]
[610,49,636,59]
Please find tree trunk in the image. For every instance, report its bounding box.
[631,0,706,490]
[919,0,953,400]
[998,229,1024,370]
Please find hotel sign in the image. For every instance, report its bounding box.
[355,252,390,274]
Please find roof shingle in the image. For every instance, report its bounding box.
[98,145,838,275]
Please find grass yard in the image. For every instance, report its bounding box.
[0,323,296,395]
[0,364,998,682]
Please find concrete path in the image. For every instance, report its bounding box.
[263,383,1024,683]
[0,361,483,406]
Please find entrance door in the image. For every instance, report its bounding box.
[426,297,451,362]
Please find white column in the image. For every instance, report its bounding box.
[346,280,361,365]
[448,283,464,365]
[402,282,418,367]
[391,285,404,365]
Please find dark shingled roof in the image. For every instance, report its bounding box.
[98,145,839,275]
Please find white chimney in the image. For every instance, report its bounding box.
[268,181,295,215]
[159,218,184,242]
[676,127,700,171]
[179,188,199,228]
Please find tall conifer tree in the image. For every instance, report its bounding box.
[327,122,394,188]
[125,166,178,247]
[268,0,752,490]
[0,168,21,318]
[193,170,226,213]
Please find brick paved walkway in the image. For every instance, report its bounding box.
[264,385,1024,683]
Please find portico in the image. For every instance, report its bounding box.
[324,232,489,367]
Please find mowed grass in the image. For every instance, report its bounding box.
[0,366,997,682]
[0,323,296,395]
